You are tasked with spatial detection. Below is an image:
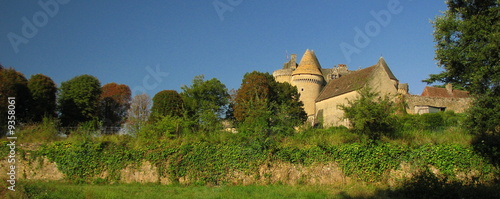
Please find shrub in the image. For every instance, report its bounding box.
[18,117,60,143]
[338,87,396,140]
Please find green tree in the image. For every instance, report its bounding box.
[181,75,230,133]
[0,67,32,131]
[100,83,131,128]
[150,90,183,122]
[233,71,307,138]
[58,75,102,127]
[28,74,57,122]
[338,87,396,140]
[233,71,271,123]
[424,0,499,134]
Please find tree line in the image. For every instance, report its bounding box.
[0,67,132,134]
[0,67,306,139]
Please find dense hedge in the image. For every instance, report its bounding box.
[34,140,497,185]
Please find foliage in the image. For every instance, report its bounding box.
[33,130,497,186]
[424,0,499,135]
[126,93,151,136]
[18,117,60,143]
[0,67,31,133]
[389,168,500,199]
[233,71,307,139]
[465,93,500,135]
[181,75,231,133]
[58,75,102,127]
[100,83,131,128]
[338,87,396,140]
[274,142,495,183]
[39,139,142,183]
[138,115,187,140]
[396,111,466,132]
[425,0,499,95]
[27,74,57,122]
[162,142,267,185]
[330,142,405,182]
[150,90,183,122]
[233,71,272,122]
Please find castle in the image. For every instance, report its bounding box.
[272,49,471,127]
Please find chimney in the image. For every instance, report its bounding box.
[446,83,453,94]
[398,83,409,95]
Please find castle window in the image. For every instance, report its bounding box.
[301,88,304,91]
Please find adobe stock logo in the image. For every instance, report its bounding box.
[132,64,170,96]
[213,0,243,21]
[7,0,70,54]
[339,0,407,63]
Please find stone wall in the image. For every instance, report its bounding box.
[0,157,350,185]
[315,91,358,127]
[405,95,472,114]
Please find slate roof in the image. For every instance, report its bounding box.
[421,86,470,98]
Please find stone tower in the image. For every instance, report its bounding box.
[273,54,297,84]
[291,49,325,118]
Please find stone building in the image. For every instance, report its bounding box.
[406,84,471,114]
[272,49,471,127]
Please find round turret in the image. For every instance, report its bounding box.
[291,49,325,118]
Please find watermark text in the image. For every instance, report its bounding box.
[6,97,17,191]
[7,0,71,53]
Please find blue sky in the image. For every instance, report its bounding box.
[0,0,448,97]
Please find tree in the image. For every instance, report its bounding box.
[100,83,131,128]
[181,75,231,132]
[233,71,271,123]
[338,87,396,140]
[233,71,307,137]
[126,93,151,135]
[28,74,57,122]
[58,75,102,127]
[150,90,183,121]
[0,67,32,130]
[424,0,499,134]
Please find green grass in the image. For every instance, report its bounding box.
[385,126,473,146]
[280,125,473,148]
[8,181,346,199]
[9,180,499,199]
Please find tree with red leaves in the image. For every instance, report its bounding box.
[100,83,131,128]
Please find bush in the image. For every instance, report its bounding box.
[396,111,466,133]
[138,115,188,140]
[18,117,60,143]
[338,87,397,140]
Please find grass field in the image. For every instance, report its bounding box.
[3,181,390,199]
[4,180,499,199]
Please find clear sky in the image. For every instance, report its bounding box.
[0,0,448,97]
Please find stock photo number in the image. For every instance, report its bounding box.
[6,97,17,191]
[7,97,16,136]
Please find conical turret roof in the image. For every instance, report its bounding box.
[292,49,323,76]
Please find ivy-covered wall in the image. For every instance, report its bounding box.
[3,140,496,186]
